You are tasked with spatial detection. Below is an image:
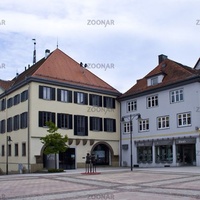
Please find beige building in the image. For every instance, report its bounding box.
[0,49,121,173]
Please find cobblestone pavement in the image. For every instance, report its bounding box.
[1,167,200,200]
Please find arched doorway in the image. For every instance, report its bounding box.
[91,143,113,166]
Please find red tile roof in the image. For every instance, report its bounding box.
[0,79,14,90]
[6,49,120,94]
[120,59,200,99]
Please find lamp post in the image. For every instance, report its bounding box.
[121,113,141,171]
[6,136,12,175]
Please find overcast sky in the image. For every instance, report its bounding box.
[0,0,200,93]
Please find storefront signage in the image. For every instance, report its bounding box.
[136,141,152,147]
[175,138,196,144]
[154,140,173,146]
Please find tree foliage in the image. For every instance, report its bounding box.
[40,121,68,155]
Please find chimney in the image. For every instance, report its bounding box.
[45,49,50,59]
[158,54,168,64]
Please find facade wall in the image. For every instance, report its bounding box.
[0,81,120,173]
[121,82,200,168]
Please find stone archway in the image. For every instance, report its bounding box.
[91,142,114,166]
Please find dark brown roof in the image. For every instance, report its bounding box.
[120,59,200,99]
[7,49,120,94]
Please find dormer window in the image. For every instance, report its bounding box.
[151,77,158,86]
[147,74,164,86]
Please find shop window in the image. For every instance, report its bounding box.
[137,146,152,163]
[155,145,172,163]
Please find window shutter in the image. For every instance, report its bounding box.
[103,97,106,107]
[84,93,88,105]
[39,86,43,99]
[57,113,61,128]
[39,111,43,127]
[100,118,103,131]
[52,113,55,124]
[74,92,77,103]
[74,115,77,135]
[90,117,93,130]
[89,94,93,106]
[104,118,107,131]
[51,88,55,100]
[99,96,102,107]
[57,89,61,101]
[85,116,88,136]
[112,98,115,109]
[68,91,72,103]
[69,114,72,129]
[113,119,116,132]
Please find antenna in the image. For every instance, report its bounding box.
[56,37,58,49]
[32,39,36,64]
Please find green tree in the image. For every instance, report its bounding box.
[40,121,68,169]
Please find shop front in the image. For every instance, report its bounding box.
[135,137,197,167]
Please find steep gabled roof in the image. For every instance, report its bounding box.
[120,59,200,99]
[8,48,120,95]
[0,79,14,90]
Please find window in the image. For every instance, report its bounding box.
[137,146,152,163]
[103,97,115,108]
[139,119,149,132]
[1,145,5,156]
[21,90,28,102]
[74,115,88,136]
[90,117,102,131]
[147,95,158,108]
[104,118,116,132]
[39,111,55,127]
[123,122,132,134]
[0,120,5,133]
[15,143,18,156]
[157,116,169,129]
[20,112,28,129]
[7,117,13,132]
[57,113,72,129]
[22,143,26,156]
[14,94,20,105]
[170,89,183,103]
[89,94,102,107]
[151,77,158,86]
[177,112,191,127]
[13,115,20,131]
[74,92,88,105]
[39,86,55,100]
[0,98,6,111]
[155,145,172,163]
[127,100,137,112]
[7,98,13,108]
[8,144,11,156]
[57,89,72,103]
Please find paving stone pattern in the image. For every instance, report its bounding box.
[0,167,200,200]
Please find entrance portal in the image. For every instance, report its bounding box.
[176,144,196,165]
[59,148,75,169]
[92,144,110,165]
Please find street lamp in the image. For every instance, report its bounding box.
[121,113,141,171]
[6,136,12,175]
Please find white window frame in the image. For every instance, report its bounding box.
[177,112,191,127]
[127,100,137,112]
[139,119,149,132]
[170,89,183,103]
[147,95,158,108]
[157,116,169,129]
[43,87,51,100]
[123,122,132,134]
